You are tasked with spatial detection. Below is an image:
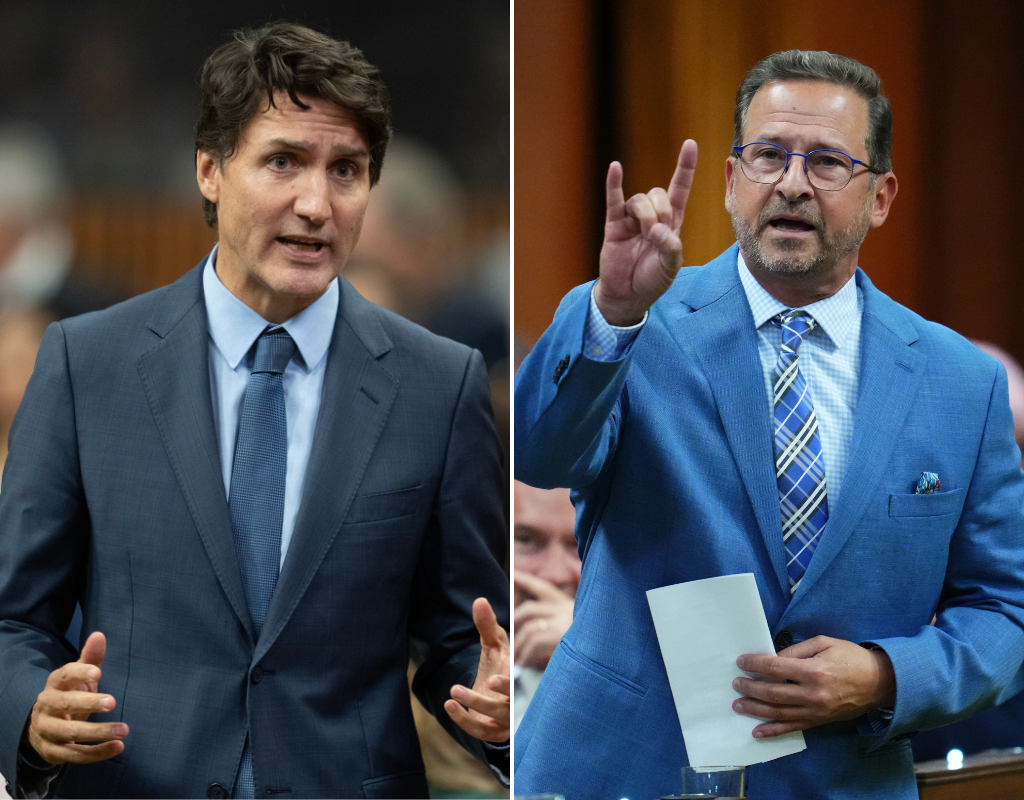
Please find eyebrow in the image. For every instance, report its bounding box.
[266,138,370,159]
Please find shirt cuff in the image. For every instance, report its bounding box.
[481,739,510,787]
[583,288,647,362]
[16,725,63,799]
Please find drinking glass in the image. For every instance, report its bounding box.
[677,765,747,798]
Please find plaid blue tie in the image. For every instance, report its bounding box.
[230,326,295,798]
[772,311,828,594]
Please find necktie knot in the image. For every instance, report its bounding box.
[253,328,296,375]
[775,311,816,353]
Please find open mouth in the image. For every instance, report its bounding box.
[767,217,815,233]
[277,237,326,252]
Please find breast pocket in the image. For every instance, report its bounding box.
[344,485,423,524]
[888,487,966,519]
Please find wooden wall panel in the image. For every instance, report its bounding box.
[513,0,595,342]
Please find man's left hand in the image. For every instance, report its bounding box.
[732,636,896,738]
[445,597,510,743]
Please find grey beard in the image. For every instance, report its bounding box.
[731,198,870,278]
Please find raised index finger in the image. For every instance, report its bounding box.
[48,662,101,691]
[605,161,626,222]
[667,139,698,228]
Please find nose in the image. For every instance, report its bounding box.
[537,550,581,596]
[293,171,331,225]
[774,154,815,200]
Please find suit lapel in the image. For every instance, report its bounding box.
[676,248,790,595]
[787,272,925,606]
[137,265,254,641]
[257,280,397,659]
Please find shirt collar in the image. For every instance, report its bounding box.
[202,244,339,372]
[737,251,858,350]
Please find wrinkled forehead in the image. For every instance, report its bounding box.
[745,79,870,153]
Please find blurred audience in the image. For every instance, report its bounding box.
[346,137,507,370]
[513,480,580,731]
[0,125,122,320]
[911,341,1024,762]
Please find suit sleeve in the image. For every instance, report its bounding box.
[0,322,88,790]
[406,348,510,778]
[515,282,646,490]
[869,361,1024,743]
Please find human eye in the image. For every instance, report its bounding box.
[751,144,785,162]
[514,528,539,553]
[268,154,292,170]
[808,150,851,170]
[333,160,360,180]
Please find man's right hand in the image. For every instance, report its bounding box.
[26,631,128,765]
[594,140,698,326]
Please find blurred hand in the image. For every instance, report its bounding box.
[27,632,129,764]
[594,140,698,326]
[732,636,896,738]
[513,570,574,669]
[445,598,510,743]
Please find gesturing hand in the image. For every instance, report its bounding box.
[731,636,896,738]
[513,570,574,670]
[445,597,510,743]
[27,631,129,765]
[594,139,698,326]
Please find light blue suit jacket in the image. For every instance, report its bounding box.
[513,245,1024,799]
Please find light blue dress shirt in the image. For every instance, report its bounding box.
[584,252,862,504]
[203,246,337,569]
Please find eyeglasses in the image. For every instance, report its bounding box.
[732,141,881,191]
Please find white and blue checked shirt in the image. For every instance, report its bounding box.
[584,252,863,506]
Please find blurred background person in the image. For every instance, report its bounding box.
[513,480,581,732]
[348,136,508,371]
[0,125,121,320]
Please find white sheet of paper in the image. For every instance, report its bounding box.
[647,573,806,767]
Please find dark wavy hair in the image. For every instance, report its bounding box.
[195,21,392,226]
[733,50,892,175]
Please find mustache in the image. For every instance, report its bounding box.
[756,200,825,233]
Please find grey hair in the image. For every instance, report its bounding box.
[733,50,892,174]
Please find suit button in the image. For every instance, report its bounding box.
[774,630,794,652]
[251,666,263,684]
[207,783,227,799]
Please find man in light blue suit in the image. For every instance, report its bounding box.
[0,22,509,799]
[514,50,1024,799]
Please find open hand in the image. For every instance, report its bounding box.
[513,570,574,669]
[732,636,896,738]
[27,631,128,764]
[445,597,510,743]
[594,140,698,326]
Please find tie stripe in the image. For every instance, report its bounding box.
[772,311,828,594]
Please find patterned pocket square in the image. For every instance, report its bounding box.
[915,471,941,494]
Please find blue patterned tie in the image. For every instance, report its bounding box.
[230,326,295,799]
[772,311,828,594]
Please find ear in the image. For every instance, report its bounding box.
[724,156,736,213]
[196,150,222,205]
[868,172,898,229]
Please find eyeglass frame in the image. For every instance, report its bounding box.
[731,141,883,191]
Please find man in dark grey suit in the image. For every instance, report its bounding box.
[0,22,509,799]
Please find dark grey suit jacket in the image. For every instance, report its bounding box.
[0,263,509,798]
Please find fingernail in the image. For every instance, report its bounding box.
[100,697,114,711]
[451,685,466,700]
[753,730,764,739]
[114,724,128,737]
[732,678,741,691]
